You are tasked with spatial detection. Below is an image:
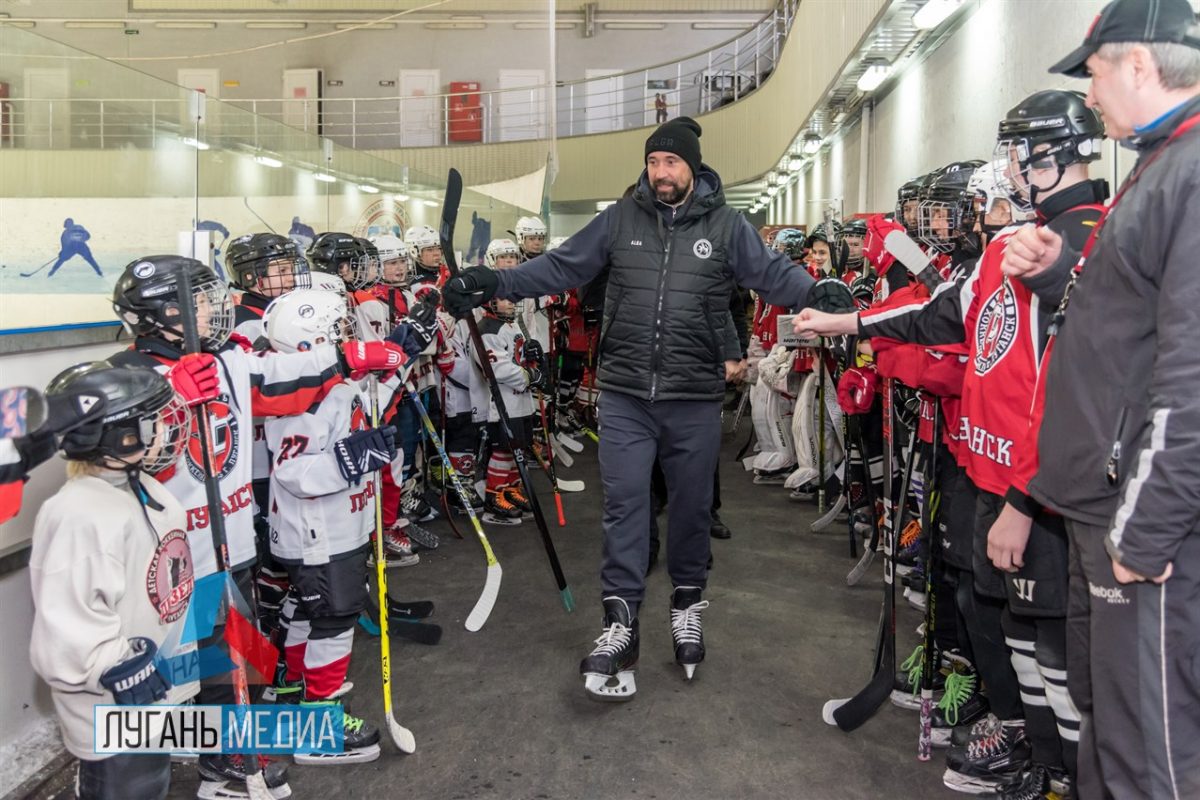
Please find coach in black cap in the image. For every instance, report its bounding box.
[444,115,816,698]
[1002,0,1200,796]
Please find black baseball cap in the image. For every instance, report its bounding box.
[1049,0,1200,78]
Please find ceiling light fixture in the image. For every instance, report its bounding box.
[913,0,965,31]
[313,172,336,183]
[253,155,282,168]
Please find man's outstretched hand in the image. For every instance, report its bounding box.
[793,308,859,338]
[1002,225,1063,280]
[442,266,499,317]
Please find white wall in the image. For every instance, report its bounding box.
[783,0,1127,231]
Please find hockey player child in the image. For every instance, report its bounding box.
[307,233,388,342]
[29,362,197,800]
[474,248,548,525]
[108,255,407,798]
[225,233,312,651]
[259,287,430,764]
[797,91,1106,799]
[513,216,547,262]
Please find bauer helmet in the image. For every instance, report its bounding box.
[485,238,521,269]
[226,233,310,297]
[513,216,547,254]
[916,160,986,253]
[404,225,442,274]
[113,256,234,352]
[46,362,189,475]
[307,232,375,291]
[370,234,410,287]
[309,272,348,296]
[262,289,356,354]
[836,218,868,268]
[895,176,926,234]
[994,90,1104,211]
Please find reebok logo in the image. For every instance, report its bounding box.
[1088,581,1130,605]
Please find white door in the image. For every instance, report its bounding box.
[23,68,69,148]
[282,68,322,134]
[399,69,440,147]
[497,69,546,142]
[583,69,623,134]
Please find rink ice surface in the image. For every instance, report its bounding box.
[92,421,956,799]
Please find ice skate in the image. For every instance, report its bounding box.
[482,489,523,525]
[670,586,709,680]
[196,754,291,799]
[580,597,639,701]
[293,700,381,766]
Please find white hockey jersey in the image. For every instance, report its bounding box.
[233,293,273,486]
[476,314,534,420]
[266,382,374,565]
[29,472,199,760]
[109,339,347,579]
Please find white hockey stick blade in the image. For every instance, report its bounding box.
[555,432,584,452]
[846,548,877,586]
[883,229,932,275]
[554,445,575,468]
[387,714,416,754]
[822,698,849,726]
[464,562,503,632]
[556,478,585,493]
[810,493,848,532]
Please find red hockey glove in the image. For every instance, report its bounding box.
[167,353,219,407]
[342,341,407,380]
[837,366,878,415]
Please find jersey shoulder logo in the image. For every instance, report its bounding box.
[693,239,713,259]
[974,284,1019,375]
[185,393,240,482]
[146,528,194,623]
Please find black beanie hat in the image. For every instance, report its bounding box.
[645,116,702,177]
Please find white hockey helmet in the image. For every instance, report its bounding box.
[309,272,347,295]
[546,236,568,252]
[404,225,441,265]
[970,160,1033,230]
[484,238,521,269]
[370,234,410,287]
[514,216,547,250]
[263,288,355,354]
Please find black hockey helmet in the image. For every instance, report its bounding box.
[226,233,311,296]
[895,176,926,232]
[917,160,986,253]
[46,361,189,475]
[354,236,382,288]
[307,232,375,290]
[113,255,234,352]
[994,90,1105,211]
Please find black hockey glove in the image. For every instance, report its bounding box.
[442,266,499,318]
[387,299,440,359]
[333,426,398,484]
[525,365,548,391]
[808,277,856,315]
[521,339,545,368]
[100,637,172,705]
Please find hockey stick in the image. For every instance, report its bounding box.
[825,379,918,731]
[553,436,577,468]
[918,400,941,761]
[817,339,827,515]
[845,420,882,586]
[369,374,418,754]
[358,597,442,644]
[388,599,435,620]
[242,197,278,234]
[883,230,943,294]
[20,257,57,279]
[175,269,275,800]
[555,431,584,453]
[580,425,599,444]
[512,313,568,526]
[409,390,502,632]
[729,386,750,434]
[441,168,574,614]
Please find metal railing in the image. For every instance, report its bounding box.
[0,0,799,151]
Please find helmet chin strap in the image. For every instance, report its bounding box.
[1029,163,1068,210]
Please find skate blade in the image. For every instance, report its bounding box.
[482,515,522,526]
[889,690,922,711]
[583,671,636,701]
[681,663,697,680]
[329,680,354,699]
[293,743,381,766]
[196,780,292,800]
[941,768,1006,795]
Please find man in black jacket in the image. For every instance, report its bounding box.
[444,117,812,700]
[1002,1,1200,796]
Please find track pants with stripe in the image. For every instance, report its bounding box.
[1065,522,1200,800]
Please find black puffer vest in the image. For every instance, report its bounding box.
[598,170,738,402]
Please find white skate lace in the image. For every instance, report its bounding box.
[590,622,632,656]
[967,724,1009,761]
[670,600,710,645]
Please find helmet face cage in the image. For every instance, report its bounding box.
[916,193,973,253]
[251,254,312,297]
[138,393,191,475]
[992,134,1099,212]
[192,276,235,350]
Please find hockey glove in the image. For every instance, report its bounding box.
[808,278,856,315]
[525,365,548,391]
[442,266,499,318]
[333,426,398,484]
[167,353,220,408]
[521,338,545,368]
[386,292,442,358]
[341,341,407,381]
[99,637,172,705]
